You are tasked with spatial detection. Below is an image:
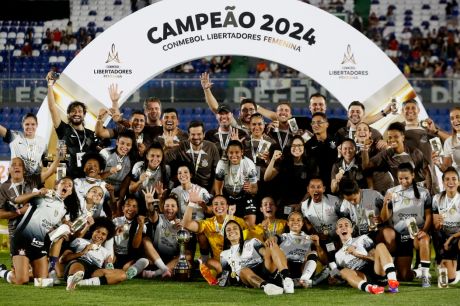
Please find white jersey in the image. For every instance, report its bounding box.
[171,184,211,220]
[70,238,111,268]
[432,192,460,236]
[279,232,313,263]
[73,178,108,212]
[150,214,178,258]
[100,148,132,192]
[220,238,264,279]
[6,130,47,175]
[335,235,374,270]
[112,216,146,255]
[386,185,431,238]
[15,195,67,241]
[301,195,340,237]
[340,189,383,235]
[215,157,258,195]
[443,135,460,174]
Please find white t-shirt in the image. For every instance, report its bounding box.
[335,235,374,270]
[432,192,460,236]
[170,184,211,220]
[301,195,340,237]
[113,216,146,255]
[443,135,460,174]
[340,189,383,235]
[215,157,258,195]
[220,238,264,279]
[279,232,313,263]
[6,130,47,175]
[70,238,111,268]
[385,185,431,238]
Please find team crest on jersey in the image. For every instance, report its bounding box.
[201,159,209,167]
[18,249,26,256]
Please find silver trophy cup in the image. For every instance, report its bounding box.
[174,228,191,281]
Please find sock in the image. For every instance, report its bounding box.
[358,280,370,292]
[301,260,317,281]
[383,263,397,281]
[49,256,58,272]
[279,269,290,279]
[152,269,165,276]
[154,258,168,272]
[452,271,460,284]
[420,261,430,277]
[259,281,267,289]
[142,270,155,279]
[132,258,149,275]
[6,271,12,283]
[78,277,101,286]
[448,278,456,284]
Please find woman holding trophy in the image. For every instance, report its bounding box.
[380,163,432,286]
[432,167,460,286]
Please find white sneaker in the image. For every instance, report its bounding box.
[66,271,84,291]
[263,283,284,296]
[282,277,295,294]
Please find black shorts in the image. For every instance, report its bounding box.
[10,233,50,261]
[436,231,460,261]
[64,259,98,280]
[356,263,385,284]
[114,253,138,269]
[395,232,414,257]
[226,193,257,217]
[288,261,304,279]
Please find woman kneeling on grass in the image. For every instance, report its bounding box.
[334,218,399,294]
[61,218,139,291]
[220,220,294,296]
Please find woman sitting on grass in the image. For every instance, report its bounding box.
[220,220,294,295]
[61,217,140,290]
[334,218,399,295]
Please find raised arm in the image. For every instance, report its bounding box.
[256,104,278,121]
[200,72,219,114]
[95,108,115,139]
[183,202,200,233]
[264,150,281,181]
[0,123,7,138]
[46,72,62,129]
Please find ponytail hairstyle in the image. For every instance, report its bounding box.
[439,166,460,202]
[397,162,420,199]
[223,220,244,255]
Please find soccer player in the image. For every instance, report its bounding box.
[380,163,432,286]
[220,220,294,295]
[334,218,399,294]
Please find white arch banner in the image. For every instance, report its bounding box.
[37,0,426,140]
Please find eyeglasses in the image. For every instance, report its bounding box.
[291,144,303,148]
[311,120,326,126]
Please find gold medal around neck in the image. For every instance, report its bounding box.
[116,164,122,171]
[231,271,237,278]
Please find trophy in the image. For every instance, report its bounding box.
[174,228,191,281]
[56,163,67,181]
[390,98,398,114]
[288,118,299,134]
[405,217,419,239]
[366,210,378,231]
[438,267,449,288]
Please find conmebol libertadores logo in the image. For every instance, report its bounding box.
[329,44,368,80]
[93,44,133,78]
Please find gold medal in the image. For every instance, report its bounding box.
[323,229,329,236]
[116,164,122,171]
[449,207,456,215]
[231,271,236,278]
[402,198,411,206]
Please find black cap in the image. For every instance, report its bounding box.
[217,104,231,114]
